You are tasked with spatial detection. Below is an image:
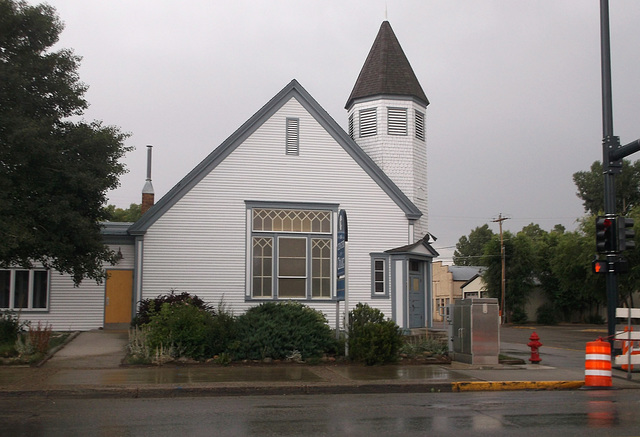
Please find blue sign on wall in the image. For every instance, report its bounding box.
[336,209,348,301]
[337,210,348,277]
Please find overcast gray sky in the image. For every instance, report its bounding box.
[41,0,640,262]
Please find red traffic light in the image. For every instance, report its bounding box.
[593,260,609,274]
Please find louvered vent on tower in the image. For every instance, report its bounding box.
[359,108,377,137]
[415,110,425,141]
[387,107,407,136]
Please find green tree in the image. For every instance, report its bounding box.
[453,224,494,266]
[105,203,142,222]
[0,0,131,284]
[481,231,536,323]
[573,159,640,215]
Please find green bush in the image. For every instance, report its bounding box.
[133,290,213,327]
[146,300,216,360]
[536,302,559,325]
[348,303,403,365]
[509,306,528,324]
[400,337,448,357]
[207,301,237,356]
[0,311,22,344]
[231,302,337,361]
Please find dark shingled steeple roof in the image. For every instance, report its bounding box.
[346,21,429,110]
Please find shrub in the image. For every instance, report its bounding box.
[348,303,403,365]
[0,311,22,344]
[400,337,448,357]
[146,300,216,360]
[27,322,52,354]
[231,302,337,361]
[536,302,559,325]
[586,313,605,325]
[509,306,528,324]
[132,290,214,327]
[207,300,237,356]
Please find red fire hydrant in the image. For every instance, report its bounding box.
[528,332,543,364]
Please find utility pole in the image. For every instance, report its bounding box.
[493,214,509,324]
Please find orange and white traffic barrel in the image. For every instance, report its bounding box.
[585,339,612,388]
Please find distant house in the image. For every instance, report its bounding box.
[4,21,440,332]
[461,273,489,299]
[431,261,484,324]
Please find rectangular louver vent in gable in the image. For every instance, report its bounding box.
[415,110,425,141]
[387,107,407,136]
[286,118,299,155]
[359,108,377,137]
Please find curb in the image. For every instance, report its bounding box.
[451,380,584,392]
[0,380,594,399]
[0,382,456,399]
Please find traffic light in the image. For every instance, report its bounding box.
[592,257,629,274]
[596,215,618,253]
[592,259,609,274]
[618,217,635,251]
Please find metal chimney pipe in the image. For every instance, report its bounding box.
[146,145,152,181]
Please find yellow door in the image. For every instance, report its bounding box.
[105,270,133,324]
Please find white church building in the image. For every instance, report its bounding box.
[3,21,438,332]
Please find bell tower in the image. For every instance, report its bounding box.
[346,21,429,240]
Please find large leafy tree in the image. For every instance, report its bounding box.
[0,0,131,284]
[105,203,142,223]
[453,224,494,266]
[573,159,640,215]
[481,230,536,323]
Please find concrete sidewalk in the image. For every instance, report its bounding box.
[1,328,639,398]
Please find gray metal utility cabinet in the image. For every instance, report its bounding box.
[451,298,500,365]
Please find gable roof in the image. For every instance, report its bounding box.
[385,234,439,258]
[129,79,422,235]
[448,266,484,282]
[345,21,429,110]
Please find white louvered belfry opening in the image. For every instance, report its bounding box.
[348,114,354,139]
[359,107,377,137]
[286,118,299,155]
[387,107,407,136]
[415,110,425,141]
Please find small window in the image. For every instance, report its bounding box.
[415,110,425,141]
[388,107,407,136]
[409,260,420,272]
[0,269,49,310]
[286,118,299,155]
[359,108,377,137]
[348,114,354,139]
[370,257,388,297]
[374,259,385,294]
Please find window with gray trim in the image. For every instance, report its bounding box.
[0,269,49,310]
[371,257,387,296]
[251,208,332,299]
[285,118,299,155]
[359,108,377,137]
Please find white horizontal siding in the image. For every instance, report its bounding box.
[20,244,135,331]
[141,97,407,324]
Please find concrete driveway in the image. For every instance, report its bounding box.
[45,329,128,368]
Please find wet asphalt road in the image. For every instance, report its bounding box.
[1,389,639,436]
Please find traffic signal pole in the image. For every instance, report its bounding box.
[600,0,619,352]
